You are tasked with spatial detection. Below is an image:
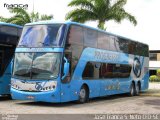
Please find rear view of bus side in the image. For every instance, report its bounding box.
[0,22,22,96]
[11,21,149,103]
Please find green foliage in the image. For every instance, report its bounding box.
[0,8,53,26]
[40,14,53,21]
[149,75,160,82]
[157,69,160,77]
[66,0,137,30]
[30,12,53,22]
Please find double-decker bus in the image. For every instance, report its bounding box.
[0,22,22,96]
[11,21,149,103]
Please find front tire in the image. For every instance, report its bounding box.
[78,86,89,103]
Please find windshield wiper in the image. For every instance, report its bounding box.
[14,71,30,77]
[38,42,50,46]
[18,44,28,47]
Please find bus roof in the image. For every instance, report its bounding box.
[25,20,64,26]
[0,22,23,28]
[25,20,148,46]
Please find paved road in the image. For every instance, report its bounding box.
[0,83,159,116]
[0,92,160,114]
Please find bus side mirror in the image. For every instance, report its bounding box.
[62,57,70,80]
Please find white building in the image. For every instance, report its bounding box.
[149,50,160,75]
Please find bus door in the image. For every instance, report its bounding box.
[0,25,22,95]
[0,47,13,94]
[0,51,4,93]
[60,52,72,102]
[0,36,18,94]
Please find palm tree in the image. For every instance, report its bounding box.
[30,12,53,22]
[66,0,137,30]
[0,8,53,26]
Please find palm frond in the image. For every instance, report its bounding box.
[6,14,31,25]
[111,0,127,10]
[108,8,137,25]
[65,9,97,22]
[41,14,53,21]
[30,12,40,22]
[0,16,8,22]
[8,8,31,23]
[68,0,94,10]
[0,8,53,26]
[93,0,110,20]
[66,0,137,29]
[121,10,137,25]
[8,19,25,26]
[6,16,26,26]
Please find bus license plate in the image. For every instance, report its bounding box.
[26,95,35,100]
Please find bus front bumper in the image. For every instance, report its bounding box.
[11,88,61,103]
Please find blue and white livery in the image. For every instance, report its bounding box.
[11,21,149,103]
[0,22,22,95]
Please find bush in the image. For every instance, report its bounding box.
[157,69,160,77]
[149,75,160,82]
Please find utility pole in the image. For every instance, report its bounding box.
[33,0,34,13]
[32,0,35,22]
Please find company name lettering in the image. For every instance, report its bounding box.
[4,3,28,9]
[94,51,119,61]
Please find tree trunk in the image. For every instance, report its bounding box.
[98,20,106,30]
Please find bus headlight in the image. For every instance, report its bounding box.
[11,82,21,90]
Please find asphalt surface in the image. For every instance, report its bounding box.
[0,83,160,120]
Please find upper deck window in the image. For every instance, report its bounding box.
[0,25,20,36]
[68,25,83,45]
[18,24,66,47]
[84,28,97,47]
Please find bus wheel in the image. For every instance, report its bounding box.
[129,83,135,96]
[78,86,89,103]
[135,83,140,96]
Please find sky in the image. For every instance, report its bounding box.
[0,0,160,50]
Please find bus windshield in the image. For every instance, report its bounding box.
[13,52,61,80]
[18,24,66,47]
